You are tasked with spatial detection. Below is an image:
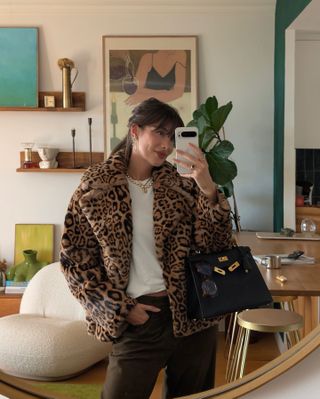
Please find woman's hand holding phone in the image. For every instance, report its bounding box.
[174,127,218,202]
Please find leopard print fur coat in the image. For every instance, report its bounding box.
[60,149,232,342]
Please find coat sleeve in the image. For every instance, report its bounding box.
[60,181,137,340]
[193,187,233,253]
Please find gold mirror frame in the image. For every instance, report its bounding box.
[1,324,320,398]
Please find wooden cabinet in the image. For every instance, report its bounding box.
[296,206,320,232]
[0,293,22,317]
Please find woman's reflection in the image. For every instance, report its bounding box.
[60,98,233,398]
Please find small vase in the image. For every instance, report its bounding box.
[10,250,48,282]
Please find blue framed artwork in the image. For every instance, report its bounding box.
[0,27,38,107]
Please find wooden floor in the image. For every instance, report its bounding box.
[34,331,280,398]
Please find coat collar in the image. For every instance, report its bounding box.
[83,148,189,195]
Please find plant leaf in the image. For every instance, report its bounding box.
[188,115,209,147]
[199,103,210,122]
[206,152,237,186]
[186,119,197,128]
[205,96,218,115]
[220,181,234,197]
[211,102,233,133]
[192,109,203,121]
[213,140,234,158]
[201,127,218,150]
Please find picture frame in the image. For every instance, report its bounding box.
[44,95,55,108]
[0,27,38,107]
[102,35,198,156]
[14,224,54,265]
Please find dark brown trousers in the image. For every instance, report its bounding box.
[101,295,217,399]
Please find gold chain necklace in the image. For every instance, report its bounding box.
[126,174,153,194]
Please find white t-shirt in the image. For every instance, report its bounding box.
[126,179,166,298]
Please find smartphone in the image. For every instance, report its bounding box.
[175,127,199,174]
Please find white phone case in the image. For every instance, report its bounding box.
[175,127,199,174]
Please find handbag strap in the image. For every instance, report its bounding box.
[190,215,253,273]
[237,246,253,272]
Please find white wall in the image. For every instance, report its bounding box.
[0,0,275,264]
[295,36,320,148]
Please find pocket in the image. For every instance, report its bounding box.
[127,315,153,333]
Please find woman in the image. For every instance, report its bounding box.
[60,97,232,399]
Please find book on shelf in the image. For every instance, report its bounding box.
[5,281,28,294]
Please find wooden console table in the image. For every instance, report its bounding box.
[235,231,320,337]
[0,293,22,317]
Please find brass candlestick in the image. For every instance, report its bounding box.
[71,129,76,168]
[88,118,93,166]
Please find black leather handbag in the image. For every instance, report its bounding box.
[185,245,272,320]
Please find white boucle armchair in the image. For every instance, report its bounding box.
[0,262,111,381]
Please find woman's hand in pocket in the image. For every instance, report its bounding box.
[126,303,161,326]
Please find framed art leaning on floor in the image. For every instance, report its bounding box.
[102,35,198,156]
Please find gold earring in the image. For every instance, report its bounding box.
[132,135,138,150]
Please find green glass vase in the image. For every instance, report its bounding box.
[7,250,48,282]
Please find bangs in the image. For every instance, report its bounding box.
[152,113,183,139]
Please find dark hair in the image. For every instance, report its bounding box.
[111,97,184,161]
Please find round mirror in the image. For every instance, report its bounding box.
[1,325,320,398]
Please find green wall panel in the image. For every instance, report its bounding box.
[274,0,312,231]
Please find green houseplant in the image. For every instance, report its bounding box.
[187,96,240,230]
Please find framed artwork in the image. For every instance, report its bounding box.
[14,224,54,265]
[0,27,38,107]
[102,35,198,156]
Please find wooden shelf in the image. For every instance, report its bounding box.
[17,151,104,173]
[0,91,85,111]
[17,168,88,173]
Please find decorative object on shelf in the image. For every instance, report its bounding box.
[5,280,28,294]
[44,95,55,108]
[0,259,7,292]
[57,58,79,108]
[37,147,59,168]
[6,249,48,282]
[21,142,39,169]
[301,218,317,237]
[280,227,295,237]
[71,129,76,168]
[88,118,93,166]
[296,180,314,206]
[296,194,305,207]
